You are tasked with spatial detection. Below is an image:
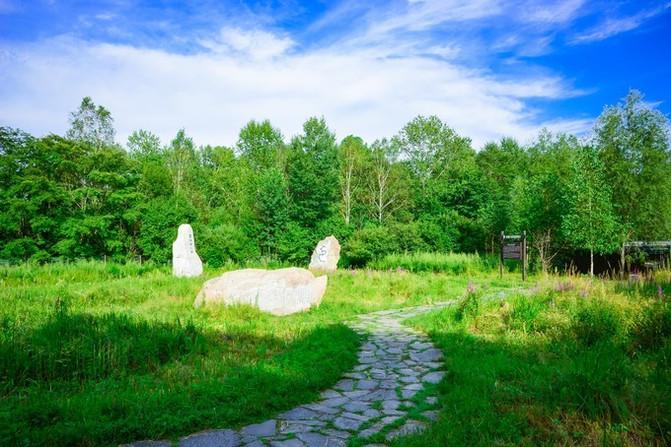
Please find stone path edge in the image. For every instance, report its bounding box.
[122,301,454,447]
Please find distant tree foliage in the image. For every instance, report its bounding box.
[1,91,670,271]
[66,96,116,149]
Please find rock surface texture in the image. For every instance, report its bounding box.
[124,302,451,447]
[309,236,341,272]
[194,268,328,316]
[172,224,203,278]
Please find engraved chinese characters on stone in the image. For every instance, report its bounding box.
[309,235,341,273]
[172,224,203,277]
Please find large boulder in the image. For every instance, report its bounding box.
[172,224,203,277]
[194,267,327,316]
[309,235,341,272]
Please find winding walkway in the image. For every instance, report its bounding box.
[125,302,452,447]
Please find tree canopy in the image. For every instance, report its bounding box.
[1,90,669,272]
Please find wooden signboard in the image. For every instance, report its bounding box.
[500,231,527,281]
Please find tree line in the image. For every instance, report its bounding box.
[1,91,670,273]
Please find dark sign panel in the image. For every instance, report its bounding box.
[499,231,528,281]
[503,244,522,260]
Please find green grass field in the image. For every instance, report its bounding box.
[1,259,669,446]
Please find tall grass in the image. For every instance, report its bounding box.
[404,275,671,446]
[0,300,205,392]
[370,252,493,274]
[0,259,164,286]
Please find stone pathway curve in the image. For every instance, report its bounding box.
[125,302,452,447]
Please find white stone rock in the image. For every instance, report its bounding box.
[172,224,203,277]
[194,267,327,316]
[309,235,341,272]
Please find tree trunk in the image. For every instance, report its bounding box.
[590,249,594,277]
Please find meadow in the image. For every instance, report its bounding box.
[0,258,669,446]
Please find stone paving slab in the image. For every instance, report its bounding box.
[123,302,452,447]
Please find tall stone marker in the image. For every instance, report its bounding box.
[172,224,203,277]
[309,235,341,272]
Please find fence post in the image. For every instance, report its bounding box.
[499,231,504,279]
[522,231,527,282]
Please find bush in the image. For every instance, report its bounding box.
[0,238,39,261]
[417,214,459,252]
[277,222,316,264]
[343,225,399,267]
[137,196,198,263]
[342,222,433,267]
[198,224,258,267]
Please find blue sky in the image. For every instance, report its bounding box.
[0,0,669,148]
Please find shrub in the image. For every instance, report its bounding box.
[417,214,459,252]
[342,222,434,267]
[0,238,39,261]
[343,225,399,267]
[198,223,258,267]
[277,222,316,264]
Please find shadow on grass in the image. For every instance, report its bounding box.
[0,306,207,389]
[392,327,670,447]
[0,309,360,447]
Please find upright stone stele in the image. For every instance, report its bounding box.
[172,224,203,277]
[309,235,341,272]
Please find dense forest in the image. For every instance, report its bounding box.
[1,91,670,272]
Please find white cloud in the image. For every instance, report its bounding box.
[0,30,592,150]
[366,0,503,37]
[571,3,671,44]
[520,0,585,24]
[199,27,295,60]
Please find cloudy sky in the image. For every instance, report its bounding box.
[0,0,669,149]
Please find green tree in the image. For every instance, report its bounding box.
[476,137,528,251]
[287,117,339,227]
[127,130,162,160]
[595,90,671,269]
[338,135,367,226]
[138,195,198,263]
[562,147,619,276]
[66,97,116,149]
[365,139,409,223]
[236,120,285,170]
[510,132,576,272]
[254,167,290,256]
[166,129,196,196]
[395,115,473,198]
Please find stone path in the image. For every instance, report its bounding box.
[124,302,452,447]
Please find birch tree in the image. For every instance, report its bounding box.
[366,139,407,223]
[562,147,619,276]
[338,135,366,225]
